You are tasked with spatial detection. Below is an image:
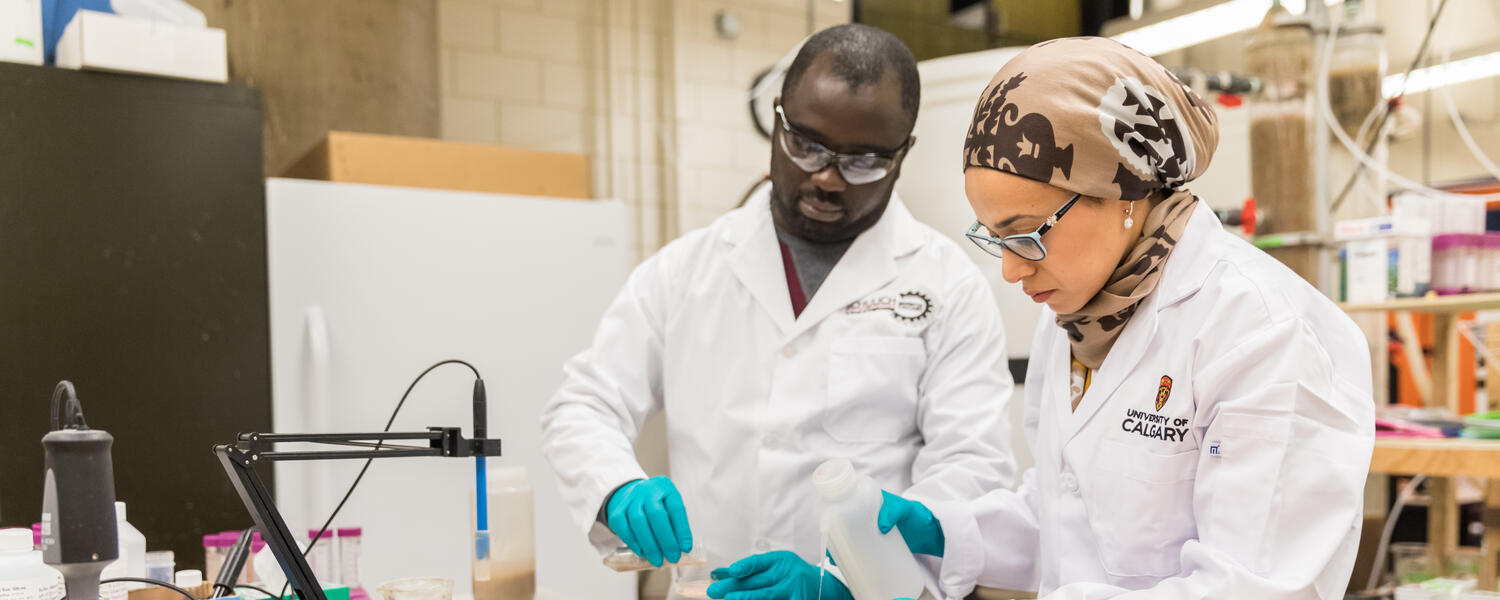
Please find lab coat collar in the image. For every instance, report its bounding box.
[721,184,925,340]
[1061,200,1223,441]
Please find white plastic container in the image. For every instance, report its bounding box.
[175,569,203,588]
[109,0,207,27]
[101,558,128,600]
[813,459,925,600]
[1335,216,1432,301]
[115,502,148,588]
[1481,234,1500,292]
[0,528,64,600]
[0,0,42,65]
[470,464,536,600]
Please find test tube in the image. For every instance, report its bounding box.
[203,534,222,584]
[307,529,334,584]
[337,527,362,589]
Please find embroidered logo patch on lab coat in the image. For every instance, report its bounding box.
[846,291,933,323]
[1155,375,1173,411]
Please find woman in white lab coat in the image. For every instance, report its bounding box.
[880,37,1376,599]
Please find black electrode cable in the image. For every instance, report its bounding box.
[277,359,483,600]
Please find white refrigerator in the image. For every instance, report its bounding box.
[264,178,638,600]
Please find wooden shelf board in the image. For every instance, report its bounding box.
[1370,438,1500,478]
[1341,293,1500,314]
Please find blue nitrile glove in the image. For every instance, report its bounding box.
[878,491,945,557]
[605,476,693,567]
[707,551,852,600]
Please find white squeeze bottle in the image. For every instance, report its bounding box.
[813,459,925,600]
[0,528,64,600]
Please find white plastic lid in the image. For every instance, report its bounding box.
[812,458,856,498]
[0,528,33,553]
[175,569,203,588]
[115,501,127,522]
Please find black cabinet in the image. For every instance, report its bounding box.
[0,62,271,570]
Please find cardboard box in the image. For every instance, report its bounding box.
[0,0,42,65]
[56,10,227,83]
[283,132,592,199]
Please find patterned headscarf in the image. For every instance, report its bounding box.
[963,37,1220,370]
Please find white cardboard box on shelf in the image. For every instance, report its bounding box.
[0,0,43,65]
[55,10,226,83]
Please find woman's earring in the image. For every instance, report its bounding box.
[1123,201,1135,229]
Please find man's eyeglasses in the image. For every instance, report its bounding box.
[964,193,1081,261]
[775,103,912,185]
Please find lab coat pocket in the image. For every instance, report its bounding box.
[823,336,925,443]
[1202,412,1292,574]
[1090,439,1199,579]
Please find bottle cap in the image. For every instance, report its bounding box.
[336,527,362,537]
[175,570,203,588]
[812,458,857,498]
[146,550,175,563]
[0,528,33,553]
[203,534,217,548]
[32,524,42,548]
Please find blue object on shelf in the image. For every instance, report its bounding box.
[41,0,114,65]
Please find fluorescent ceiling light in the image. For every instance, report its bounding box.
[1109,0,1340,57]
[1384,50,1500,97]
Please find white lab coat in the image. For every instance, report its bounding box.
[541,186,1016,579]
[923,202,1375,599]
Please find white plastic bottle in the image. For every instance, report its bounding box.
[115,502,148,588]
[813,459,925,600]
[0,528,64,600]
[100,557,128,600]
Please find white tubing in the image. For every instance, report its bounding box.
[1436,42,1500,183]
[1317,14,1500,201]
[1366,474,1428,590]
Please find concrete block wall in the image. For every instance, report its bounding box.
[438,0,850,260]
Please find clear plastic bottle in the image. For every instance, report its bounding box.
[1328,0,1385,138]
[245,531,264,584]
[115,502,148,588]
[203,534,224,585]
[144,551,175,583]
[470,465,536,600]
[813,459,925,600]
[0,528,64,600]
[307,529,335,585]
[337,527,363,593]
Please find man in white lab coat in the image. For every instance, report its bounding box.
[541,24,1015,599]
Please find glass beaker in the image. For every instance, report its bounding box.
[1391,542,1436,584]
[671,564,714,599]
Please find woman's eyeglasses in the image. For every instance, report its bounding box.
[964,193,1082,261]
